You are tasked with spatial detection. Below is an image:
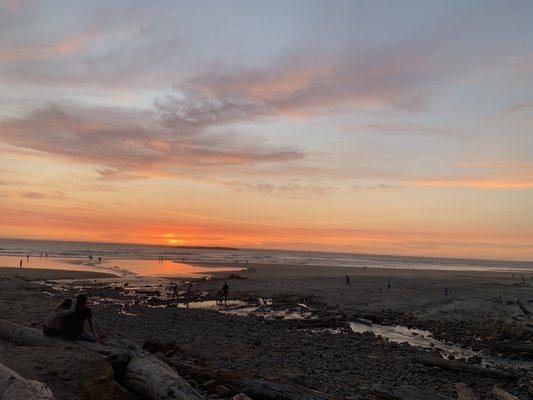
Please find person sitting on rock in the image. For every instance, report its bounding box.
[42,298,75,337]
[61,294,100,342]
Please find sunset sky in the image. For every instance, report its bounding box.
[1,0,532,260]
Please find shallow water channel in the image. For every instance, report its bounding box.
[349,321,532,372]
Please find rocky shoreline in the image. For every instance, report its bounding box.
[0,265,532,399]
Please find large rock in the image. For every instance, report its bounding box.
[0,342,114,400]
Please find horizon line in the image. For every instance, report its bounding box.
[1,235,531,265]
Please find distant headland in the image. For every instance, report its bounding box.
[172,245,239,251]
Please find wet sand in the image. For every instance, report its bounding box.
[0,266,116,280]
[0,264,531,400]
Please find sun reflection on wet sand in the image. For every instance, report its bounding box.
[0,255,238,278]
[104,258,238,277]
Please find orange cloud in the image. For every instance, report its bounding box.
[407,177,533,189]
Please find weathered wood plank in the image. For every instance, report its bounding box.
[370,385,452,400]
[413,355,518,381]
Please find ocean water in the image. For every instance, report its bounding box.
[0,238,531,276]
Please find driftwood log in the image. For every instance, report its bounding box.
[370,385,452,400]
[412,355,518,381]
[455,383,478,400]
[515,298,532,320]
[490,387,519,400]
[170,360,336,400]
[513,298,533,335]
[0,319,202,400]
[240,379,332,400]
[0,362,55,400]
[492,342,533,353]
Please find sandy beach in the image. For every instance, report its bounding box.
[0,263,531,400]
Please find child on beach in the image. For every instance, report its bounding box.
[42,298,75,337]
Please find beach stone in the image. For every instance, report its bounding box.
[142,339,163,353]
[187,379,199,388]
[202,379,217,389]
[215,385,232,397]
[232,393,252,400]
[160,341,179,354]
[165,349,177,358]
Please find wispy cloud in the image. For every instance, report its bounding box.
[222,180,338,198]
[407,177,533,189]
[353,183,405,191]
[2,189,66,199]
[0,102,304,178]
[406,158,533,189]
[336,122,452,136]
[0,31,104,63]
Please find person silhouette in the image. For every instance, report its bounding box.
[221,282,229,305]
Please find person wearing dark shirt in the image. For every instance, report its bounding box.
[221,282,229,305]
[62,294,100,342]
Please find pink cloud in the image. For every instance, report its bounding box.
[0,103,304,178]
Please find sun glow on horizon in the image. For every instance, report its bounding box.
[0,1,532,261]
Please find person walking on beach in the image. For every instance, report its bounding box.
[387,277,391,291]
[62,294,100,342]
[345,275,351,287]
[42,298,75,336]
[19,259,23,268]
[26,255,29,262]
[444,285,449,297]
[221,282,229,305]
[185,283,193,308]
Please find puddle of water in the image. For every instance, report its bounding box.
[175,299,314,320]
[350,322,437,349]
[38,278,314,321]
[349,322,533,371]
[177,300,248,309]
[118,309,139,317]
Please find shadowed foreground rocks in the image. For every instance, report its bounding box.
[0,339,118,400]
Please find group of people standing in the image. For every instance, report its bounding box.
[169,281,229,307]
[42,294,100,342]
